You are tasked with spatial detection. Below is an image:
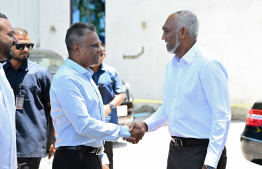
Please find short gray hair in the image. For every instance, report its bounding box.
[175,10,199,40]
[65,22,96,53]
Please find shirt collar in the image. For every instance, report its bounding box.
[65,58,93,79]
[100,63,106,71]
[172,42,199,66]
[5,59,28,71]
[0,63,3,69]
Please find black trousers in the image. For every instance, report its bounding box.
[167,140,227,169]
[52,150,102,169]
[104,141,113,169]
[17,158,42,169]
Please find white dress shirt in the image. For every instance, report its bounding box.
[144,43,231,168]
[50,59,130,163]
[0,63,17,169]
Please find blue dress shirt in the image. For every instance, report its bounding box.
[3,59,52,157]
[144,43,231,168]
[0,63,17,169]
[50,59,130,158]
[92,63,126,124]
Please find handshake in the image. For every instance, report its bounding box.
[124,122,148,144]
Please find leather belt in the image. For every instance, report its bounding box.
[171,136,209,147]
[57,146,103,155]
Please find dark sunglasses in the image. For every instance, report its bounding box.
[15,43,34,50]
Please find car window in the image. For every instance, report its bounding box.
[29,50,65,75]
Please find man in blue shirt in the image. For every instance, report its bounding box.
[0,13,18,169]
[128,10,231,169]
[50,22,144,169]
[90,42,126,169]
[3,28,56,169]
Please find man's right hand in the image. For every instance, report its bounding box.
[124,122,147,144]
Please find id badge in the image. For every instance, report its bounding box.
[16,95,25,110]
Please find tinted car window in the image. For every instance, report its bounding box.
[253,102,262,110]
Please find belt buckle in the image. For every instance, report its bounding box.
[96,147,103,155]
[173,138,183,146]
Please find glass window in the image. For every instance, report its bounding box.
[29,49,65,75]
[71,0,105,43]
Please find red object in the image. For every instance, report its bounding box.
[246,109,262,127]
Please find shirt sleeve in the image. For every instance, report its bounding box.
[112,71,125,94]
[53,76,130,141]
[41,70,53,103]
[200,60,231,168]
[143,105,168,131]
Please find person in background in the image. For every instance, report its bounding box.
[90,42,126,169]
[3,27,56,169]
[0,13,18,169]
[128,10,231,169]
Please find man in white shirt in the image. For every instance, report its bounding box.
[128,10,231,169]
[50,22,144,169]
[0,13,18,169]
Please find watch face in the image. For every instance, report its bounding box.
[110,104,115,109]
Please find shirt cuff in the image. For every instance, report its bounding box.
[100,151,110,166]
[204,151,219,168]
[143,118,155,132]
[119,126,131,139]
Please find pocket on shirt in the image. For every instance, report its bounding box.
[21,85,38,101]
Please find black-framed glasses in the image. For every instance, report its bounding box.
[15,43,34,50]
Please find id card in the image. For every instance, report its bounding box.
[16,95,25,110]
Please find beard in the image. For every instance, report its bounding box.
[4,48,14,60]
[168,31,180,54]
[0,41,14,60]
[14,53,29,62]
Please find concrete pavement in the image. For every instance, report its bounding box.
[39,121,262,169]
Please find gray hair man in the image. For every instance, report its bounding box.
[128,10,231,169]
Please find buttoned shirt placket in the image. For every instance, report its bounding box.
[171,58,186,131]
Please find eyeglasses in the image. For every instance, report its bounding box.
[15,43,34,50]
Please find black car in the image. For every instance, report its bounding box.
[240,100,262,165]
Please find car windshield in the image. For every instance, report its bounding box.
[29,49,65,75]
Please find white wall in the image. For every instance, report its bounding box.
[106,0,262,107]
[0,0,70,58]
[1,0,262,108]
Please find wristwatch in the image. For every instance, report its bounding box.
[109,104,116,110]
[205,165,215,169]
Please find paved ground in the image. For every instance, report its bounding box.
[40,120,262,169]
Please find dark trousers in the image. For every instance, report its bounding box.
[167,140,227,169]
[52,150,102,169]
[104,141,113,169]
[17,158,42,169]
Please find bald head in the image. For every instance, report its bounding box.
[14,27,28,37]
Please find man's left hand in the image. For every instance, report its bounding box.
[48,140,57,159]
